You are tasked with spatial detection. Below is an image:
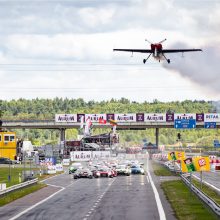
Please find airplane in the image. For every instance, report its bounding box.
[113,39,202,64]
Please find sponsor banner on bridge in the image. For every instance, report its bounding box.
[166,113,174,122]
[196,113,204,122]
[145,113,166,122]
[204,113,220,122]
[70,151,110,161]
[85,114,106,123]
[55,114,77,123]
[174,113,196,120]
[136,113,145,122]
[114,113,136,122]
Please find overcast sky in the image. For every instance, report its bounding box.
[0,0,220,102]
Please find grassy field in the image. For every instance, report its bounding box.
[0,167,28,187]
[0,183,46,206]
[152,161,176,176]
[192,178,220,205]
[161,180,219,220]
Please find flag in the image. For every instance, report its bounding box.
[84,118,92,136]
[108,119,117,126]
[99,118,106,124]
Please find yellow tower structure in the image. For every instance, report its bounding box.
[0,131,17,160]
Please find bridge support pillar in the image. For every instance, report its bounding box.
[60,128,66,156]
[155,128,159,148]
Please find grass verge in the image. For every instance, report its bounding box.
[0,183,46,207]
[161,180,219,220]
[152,161,175,176]
[192,178,220,205]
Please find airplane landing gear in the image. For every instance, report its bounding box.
[162,54,171,64]
[143,53,152,64]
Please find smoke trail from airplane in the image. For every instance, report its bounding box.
[163,42,220,94]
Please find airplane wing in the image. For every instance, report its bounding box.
[113,49,152,53]
[162,49,202,53]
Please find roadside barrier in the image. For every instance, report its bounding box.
[181,174,220,216]
[0,178,38,196]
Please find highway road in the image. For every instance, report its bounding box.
[0,158,178,220]
[193,171,220,192]
[14,175,160,220]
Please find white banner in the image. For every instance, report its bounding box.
[204,113,220,122]
[85,114,106,122]
[71,151,92,161]
[115,113,136,122]
[92,151,110,158]
[55,114,77,123]
[145,113,166,122]
[174,113,196,120]
[70,151,110,161]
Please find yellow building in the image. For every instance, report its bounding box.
[0,131,17,160]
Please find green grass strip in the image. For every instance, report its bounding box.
[152,161,175,176]
[161,180,219,220]
[0,183,46,207]
[192,178,220,206]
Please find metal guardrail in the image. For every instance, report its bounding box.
[0,178,38,196]
[181,174,220,216]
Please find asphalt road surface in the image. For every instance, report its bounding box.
[193,171,220,190]
[14,174,160,220]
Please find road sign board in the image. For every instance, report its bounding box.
[174,119,196,129]
[204,122,216,129]
[214,140,220,148]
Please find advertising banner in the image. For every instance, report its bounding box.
[174,113,196,120]
[136,113,145,122]
[196,113,204,122]
[193,157,210,171]
[181,156,210,172]
[204,113,220,122]
[115,113,136,122]
[168,151,177,161]
[55,114,77,123]
[71,151,92,161]
[168,151,185,161]
[92,151,110,158]
[70,151,111,161]
[85,114,106,122]
[145,113,166,122]
[166,113,174,122]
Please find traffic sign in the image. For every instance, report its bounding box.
[214,140,220,148]
[204,122,216,129]
[174,119,196,129]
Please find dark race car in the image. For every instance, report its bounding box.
[73,168,93,179]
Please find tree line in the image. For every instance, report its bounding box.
[0,98,218,147]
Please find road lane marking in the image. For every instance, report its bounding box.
[39,173,64,183]
[192,174,220,193]
[9,187,65,220]
[147,154,166,220]
[146,176,150,183]
[83,178,116,220]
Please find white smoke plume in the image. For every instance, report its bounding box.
[163,42,220,94]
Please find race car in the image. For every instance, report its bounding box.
[130,165,145,175]
[115,164,131,176]
[73,168,93,179]
[93,167,113,178]
[69,162,83,174]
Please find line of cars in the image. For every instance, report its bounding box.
[69,159,145,179]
